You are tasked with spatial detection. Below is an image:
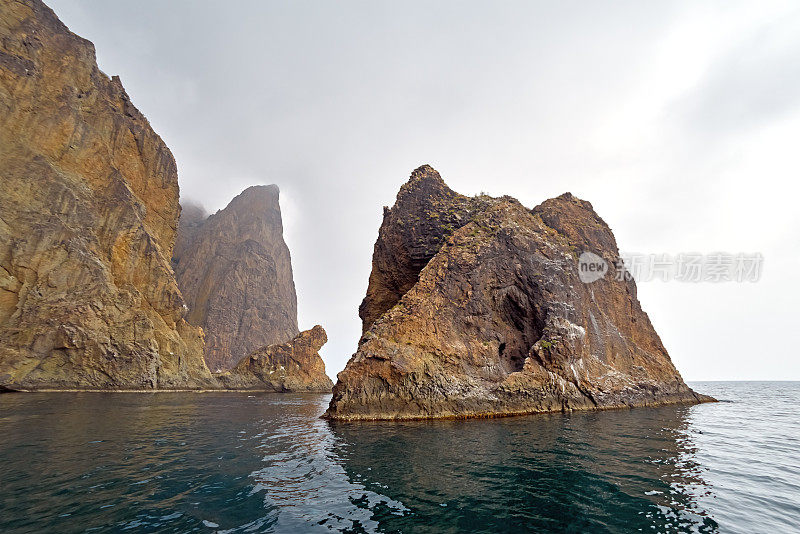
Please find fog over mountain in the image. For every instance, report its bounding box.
[48,0,800,380]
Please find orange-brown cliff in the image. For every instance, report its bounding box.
[326,166,713,420]
[0,0,212,389]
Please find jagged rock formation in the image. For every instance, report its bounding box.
[172,186,299,372]
[326,165,713,420]
[0,0,213,389]
[217,325,333,391]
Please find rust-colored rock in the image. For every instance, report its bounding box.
[217,326,333,392]
[0,0,213,389]
[172,185,299,372]
[326,165,713,420]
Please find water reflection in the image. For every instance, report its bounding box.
[247,395,406,532]
[328,406,718,533]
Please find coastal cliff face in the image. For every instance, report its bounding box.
[0,0,213,389]
[217,325,333,392]
[172,186,299,372]
[326,165,712,420]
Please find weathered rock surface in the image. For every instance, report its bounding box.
[0,0,214,389]
[172,186,299,372]
[326,165,713,420]
[217,325,333,392]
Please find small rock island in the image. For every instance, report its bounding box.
[326,166,713,420]
[218,325,333,392]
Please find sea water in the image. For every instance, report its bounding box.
[0,382,797,533]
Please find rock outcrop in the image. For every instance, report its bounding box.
[0,0,213,389]
[172,186,299,372]
[326,165,713,420]
[217,325,333,392]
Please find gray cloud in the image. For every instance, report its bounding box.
[677,17,800,136]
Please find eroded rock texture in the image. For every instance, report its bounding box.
[326,165,713,420]
[173,186,299,371]
[0,0,213,389]
[217,325,332,391]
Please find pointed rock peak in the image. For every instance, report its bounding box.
[534,192,600,222]
[405,164,446,189]
[307,324,327,342]
[396,164,457,206]
[410,164,442,182]
[222,184,281,216]
[294,325,328,352]
[234,184,280,203]
[241,183,280,198]
[550,192,592,209]
[532,192,615,253]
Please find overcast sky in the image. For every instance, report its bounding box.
[49,0,800,380]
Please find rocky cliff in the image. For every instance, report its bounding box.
[172,186,299,371]
[326,165,713,420]
[217,325,333,392]
[0,0,213,389]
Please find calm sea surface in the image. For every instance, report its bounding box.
[0,382,797,533]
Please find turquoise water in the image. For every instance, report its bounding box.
[0,382,797,533]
